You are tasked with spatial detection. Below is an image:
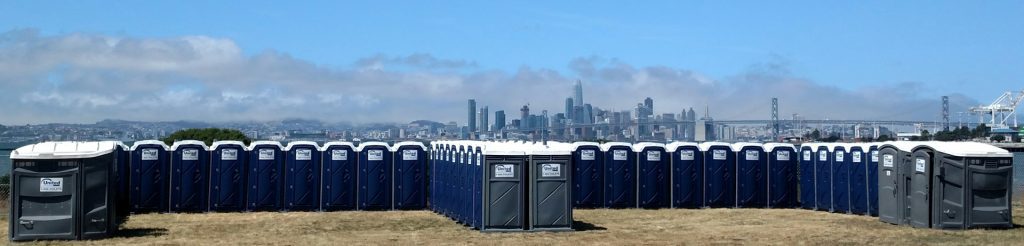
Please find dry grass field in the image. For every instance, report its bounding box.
[1,202,1022,245]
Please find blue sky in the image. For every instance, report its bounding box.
[0,1,1021,124]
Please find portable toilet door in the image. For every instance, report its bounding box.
[635,142,669,209]
[246,141,285,211]
[283,141,321,211]
[393,141,427,210]
[668,142,702,208]
[814,144,833,212]
[798,144,816,210]
[208,141,247,212]
[764,143,797,208]
[129,140,170,213]
[321,142,357,211]
[357,142,393,210]
[877,142,918,225]
[831,144,851,213]
[734,143,766,208]
[570,142,603,208]
[169,140,209,213]
[602,142,636,208]
[905,144,934,228]
[700,142,735,208]
[867,144,880,216]
[849,144,869,215]
[922,142,1014,229]
[472,144,484,228]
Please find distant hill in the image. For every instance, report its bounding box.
[410,120,445,128]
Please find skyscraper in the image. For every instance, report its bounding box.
[583,103,594,124]
[479,106,489,133]
[468,99,477,133]
[494,110,506,131]
[565,97,574,123]
[574,80,584,106]
[520,104,530,130]
[644,97,654,114]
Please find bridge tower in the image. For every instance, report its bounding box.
[771,98,779,139]
[942,96,950,131]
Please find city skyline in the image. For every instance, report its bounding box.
[1,2,1022,125]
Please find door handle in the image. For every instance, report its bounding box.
[19,220,34,229]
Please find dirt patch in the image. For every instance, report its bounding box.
[2,203,1021,245]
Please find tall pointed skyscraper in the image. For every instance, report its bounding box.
[574,80,584,106]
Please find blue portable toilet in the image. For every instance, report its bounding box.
[283,141,321,211]
[849,144,869,215]
[798,144,816,210]
[129,140,170,213]
[733,143,767,208]
[321,142,357,211]
[393,141,428,210]
[570,142,603,208]
[866,143,880,217]
[700,142,735,208]
[246,141,284,211]
[209,141,247,212]
[815,143,833,212]
[357,142,393,210]
[831,144,851,213]
[634,142,669,209]
[764,143,798,208]
[111,142,130,221]
[601,142,636,208]
[169,140,209,213]
[667,142,702,208]
[471,143,485,228]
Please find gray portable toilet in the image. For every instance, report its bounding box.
[913,142,1014,229]
[480,141,528,232]
[10,142,121,241]
[526,142,574,231]
[877,141,920,225]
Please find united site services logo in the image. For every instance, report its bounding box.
[40,178,63,192]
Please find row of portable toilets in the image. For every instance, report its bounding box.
[8,140,429,241]
[8,140,1014,240]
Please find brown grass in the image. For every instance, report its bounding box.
[2,203,1022,245]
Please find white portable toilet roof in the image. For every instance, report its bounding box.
[570,141,601,151]
[730,142,763,152]
[631,142,666,152]
[320,141,356,151]
[391,141,427,151]
[880,141,924,152]
[247,140,284,150]
[355,141,390,152]
[698,142,731,151]
[527,142,572,155]
[600,142,632,152]
[13,141,120,160]
[483,141,526,156]
[762,143,796,152]
[98,140,128,151]
[170,140,209,151]
[284,141,320,151]
[129,140,169,151]
[830,143,850,153]
[666,142,699,152]
[918,141,1012,158]
[210,140,247,150]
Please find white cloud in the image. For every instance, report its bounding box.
[0,29,977,125]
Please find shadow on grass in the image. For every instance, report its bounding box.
[114,228,168,238]
[572,220,607,231]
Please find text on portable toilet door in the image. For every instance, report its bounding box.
[183,149,199,161]
[403,150,418,160]
[681,150,695,160]
[222,149,238,160]
[332,150,347,160]
[746,150,759,160]
[613,150,628,161]
[581,150,595,161]
[713,149,727,160]
[777,151,790,161]
[40,178,63,192]
[296,149,312,161]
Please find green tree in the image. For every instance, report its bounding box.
[810,129,821,141]
[877,135,892,141]
[162,128,252,146]
[972,124,990,138]
[920,130,931,140]
[991,135,1006,142]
